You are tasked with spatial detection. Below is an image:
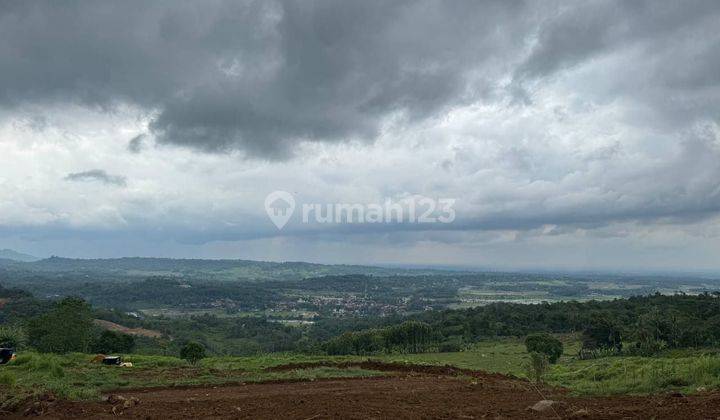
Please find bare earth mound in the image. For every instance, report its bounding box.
[13,363,720,419]
[93,319,163,338]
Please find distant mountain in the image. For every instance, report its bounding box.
[1,256,457,281]
[0,249,39,262]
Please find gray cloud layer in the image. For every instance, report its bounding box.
[64,169,127,186]
[2,1,718,157]
[1,0,720,268]
[1,0,532,158]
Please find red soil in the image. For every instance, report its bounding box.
[11,362,720,419]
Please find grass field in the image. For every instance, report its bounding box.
[3,337,720,409]
[550,351,720,395]
[379,339,533,375]
[379,338,720,396]
[0,353,376,410]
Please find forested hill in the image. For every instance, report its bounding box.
[0,249,39,262]
[0,256,457,281]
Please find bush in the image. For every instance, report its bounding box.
[0,324,27,349]
[180,342,206,365]
[582,314,622,354]
[525,333,563,364]
[91,330,135,354]
[438,338,464,353]
[525,352,549,383]
[383,321,435,354]
[14,354,65,378]
[324,330,384,355]
[626,338,664,357]
[0,372,16,386]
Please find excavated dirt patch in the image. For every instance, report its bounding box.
[10,362,720,419]
[266,360,520,381]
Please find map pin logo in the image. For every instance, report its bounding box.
[264,191,295,230]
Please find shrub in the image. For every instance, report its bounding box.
[382,321,435,354]
[626,338,664,357]
[525,352,549,383]
[438,338,464,353]
[324,330,384,355]
[180,341,206,365]
[0,324,27,349]
[581,314,622,355]
[525,333,563,364]
[323,332,355,355]
[14,354,66,378]
[0,372,16,386]
[91,330,135,354]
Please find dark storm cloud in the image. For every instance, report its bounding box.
[513,0,720,123]
[3,0,718,157]
[515,0,719,80]
[0,0,533,158]
[127,134,146,154]
[2,0,719,158]
[64,169,127,186]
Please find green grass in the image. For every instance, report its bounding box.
[378,335,580,377]
[371,337,720,396]
[548,352,720,395]
[4,337,720,408]
[0,352,377,409]
[379,339,530,376]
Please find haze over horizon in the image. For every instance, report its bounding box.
[2,1,720,271]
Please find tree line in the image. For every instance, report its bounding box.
[324,321,436,355]
[6,282,720,358]
[322,293,720,356]
[411,293,720,356]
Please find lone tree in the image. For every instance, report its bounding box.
[525,333,563,364]
[180,341,206,365]
[525,352,550,383]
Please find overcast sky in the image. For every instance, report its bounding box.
[1,0,719,271]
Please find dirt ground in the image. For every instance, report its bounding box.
[12,362,720,419]
[92,319,163,338]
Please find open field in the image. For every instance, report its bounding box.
[5,337,720,416]
[6,361,720,419]
[380,339,720,396]
[0,352,377,410]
